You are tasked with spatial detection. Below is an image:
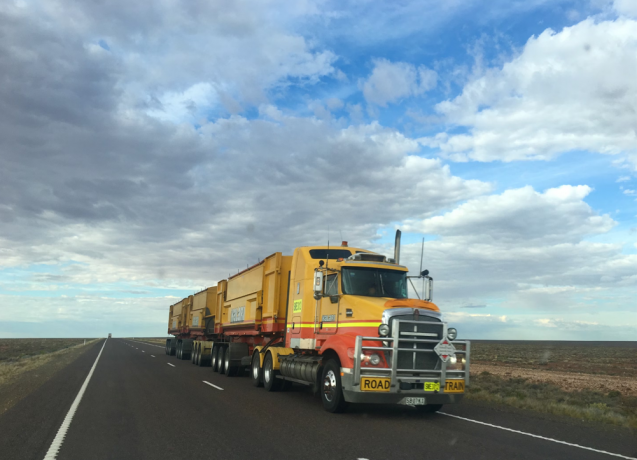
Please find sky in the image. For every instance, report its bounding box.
[0,0,635,339]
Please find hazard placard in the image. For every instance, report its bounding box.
[434,338,456,362]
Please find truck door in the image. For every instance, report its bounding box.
[316,273,339,334]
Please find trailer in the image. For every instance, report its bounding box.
[166,231,470,413]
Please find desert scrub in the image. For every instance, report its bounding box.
[0,339,100,386]
[468,371,637,429]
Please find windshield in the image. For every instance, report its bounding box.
[341,267,408,298]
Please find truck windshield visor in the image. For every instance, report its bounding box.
[341,267,408,298]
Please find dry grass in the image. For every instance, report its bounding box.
[467,341,637,429]
[0,339,100,387]
[131,337,167,346]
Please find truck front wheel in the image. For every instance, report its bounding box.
[321,359,348,413]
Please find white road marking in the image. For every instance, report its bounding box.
[142,351,145,353]
[43,338,107,460]
[151,355,155,358]
[203,381,224,391]
[437,412,636,460]
[167,363,175,367]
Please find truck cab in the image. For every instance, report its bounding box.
[281,242,470,413]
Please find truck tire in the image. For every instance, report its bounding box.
[192,344,198,364]
[211,346,220,372]
[415,404,443,413]
[217,347,226,374]
[251,352,263,387]
[176,342,182,359]
[263,352,282,392]
[224,349,238,377]
[321,359,348,413]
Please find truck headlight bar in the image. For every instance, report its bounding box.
[378,324,390,337]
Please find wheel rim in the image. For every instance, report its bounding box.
[323,370,337,402]
[225,350,230,369]
[252,356,259,380]
[264,359,271,383]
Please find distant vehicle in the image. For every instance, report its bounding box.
[166,230,469,413]
[108,333,112,338]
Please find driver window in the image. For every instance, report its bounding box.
[325,274,338,296]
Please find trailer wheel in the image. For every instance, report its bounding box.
[192,344,198,364]
[415,404,443,413]
[224,347,238,377]
[211,346,219,372]
[263,352,282,392]
[217,347,226,374]
[176,342,182,359]
[321,359,348,413]
[251,352,263,387]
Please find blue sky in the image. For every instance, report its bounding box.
[0,0,635,339]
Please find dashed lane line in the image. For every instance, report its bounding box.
[43,338,107,460]
[167,363,175,367]
[151,355,155,358]
[437,412,636,460]
[203,381,224,391]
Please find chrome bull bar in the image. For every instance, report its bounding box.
[352,319,470,392]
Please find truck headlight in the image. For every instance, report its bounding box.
[447,328,457,340]
[369,353,381,366]
[378,324,390,337]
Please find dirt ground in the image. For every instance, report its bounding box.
[471,363,637,396]
[470,341,637,378]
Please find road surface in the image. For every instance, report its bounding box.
[0,338,635,460]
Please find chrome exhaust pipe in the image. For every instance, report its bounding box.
[394,229,401,265]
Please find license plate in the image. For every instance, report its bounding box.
[424,381,440,391]
[360,377,391,392]
[403,397,426,406]
[444,379,465,393]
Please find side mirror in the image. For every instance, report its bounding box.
[313,271,324,299]
[330,295,339,304]
[421,269,429,277]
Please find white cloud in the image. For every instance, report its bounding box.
[32,0,337,121]
[614,0,637,18]
[362,58,437,106]
[397,184,634,314]
[616,176,631,182]
[427,18,637,163]
[405,185,615,244]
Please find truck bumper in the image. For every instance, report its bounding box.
[340,370,465,405]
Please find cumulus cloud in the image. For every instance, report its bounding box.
[399,185,635,313]
[28,0,337,121]
[424,18,637,164]
[0,2,490,297]
[362,59,437,106]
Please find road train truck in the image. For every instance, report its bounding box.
[165,231,470,413]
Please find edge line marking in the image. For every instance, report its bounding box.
[43,338,107,460]
[437,412,636,459]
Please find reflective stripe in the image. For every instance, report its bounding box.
[286,322,381,328]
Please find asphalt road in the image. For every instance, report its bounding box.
[1,338,635,460]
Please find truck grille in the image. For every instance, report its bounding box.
[390,315,442,371]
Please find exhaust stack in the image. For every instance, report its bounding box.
[394,229,401,265]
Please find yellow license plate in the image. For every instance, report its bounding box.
[360,377,391,392]
[444,379,465,393]
[424,381,440,391]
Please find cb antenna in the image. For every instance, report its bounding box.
[419,237,425,274]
